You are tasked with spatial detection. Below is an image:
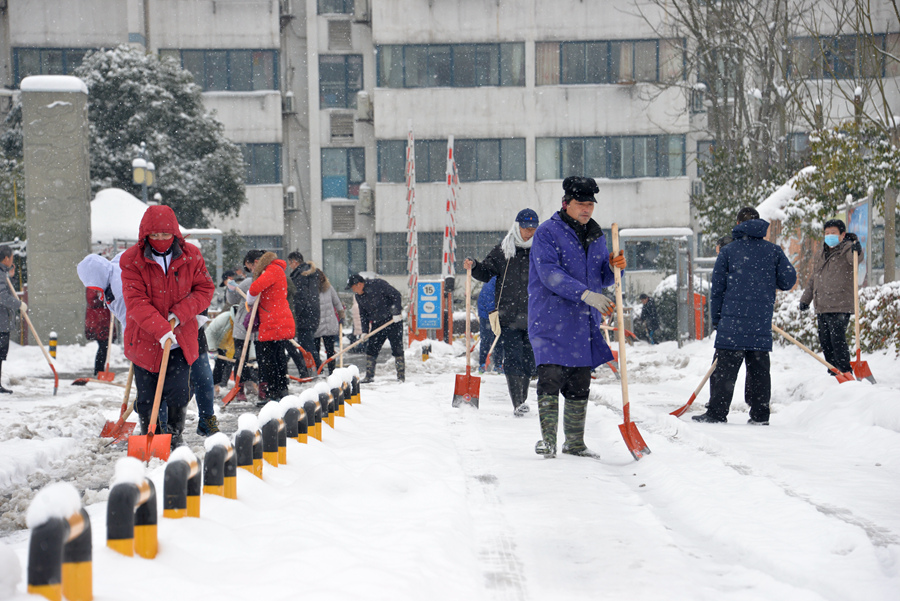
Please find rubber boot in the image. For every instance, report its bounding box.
[561,398,600,459]
[394,355,405,382]
[507,375,529,416]
[535,394,559,457]
[138,411,167,435]
[167,404,187,450]
[361,355,377,383]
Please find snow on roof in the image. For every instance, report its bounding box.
[757,166,817,222]
[618,227,694,238]
[25,482,83,528]
[91,188,147,243]
[20,75,88,94]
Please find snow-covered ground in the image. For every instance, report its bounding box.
[1,335,899,600]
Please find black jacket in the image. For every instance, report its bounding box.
[640,298,659,330]
[290,262,320,333]
[471,244,530,331]
[356,278,402,333]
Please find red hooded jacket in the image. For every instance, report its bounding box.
[84,288,111,341]
[248,252,295,342]
[119,206,215,372]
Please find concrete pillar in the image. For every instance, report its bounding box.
[21,75,91,345]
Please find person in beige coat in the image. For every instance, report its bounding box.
[799,219,863,375]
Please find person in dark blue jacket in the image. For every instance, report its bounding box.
[348,274,404,383]
[528,177,624,458]
[693,207,797,425]
[475,276,503,373]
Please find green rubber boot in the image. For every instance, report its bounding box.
[561,398,600,459]
[535,394,559,458]
[361,355,377,383]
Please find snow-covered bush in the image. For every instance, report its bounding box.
[858,282,900,356]
[772,289,818,350]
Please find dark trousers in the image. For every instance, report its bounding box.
[478,317,504,368]
[366,321,404,359]
[536,364,591,401]
[0,332,8,361]
[500,328,534,378]
[315,335,338,373]
[134,347,191,414]
[232,338,258,382]
[817,313,852,374]
[212,347,232,386]
[708,349,771,422]
[296,327,317,366]
[93,339,109,375]
[256,339,290,397]
[190,330,215,419]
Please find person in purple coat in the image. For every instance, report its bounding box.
[528,176,625,459]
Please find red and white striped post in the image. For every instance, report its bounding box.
[406,121,420,344]
[442,136,459,342]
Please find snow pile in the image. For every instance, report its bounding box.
[756,166,816,222]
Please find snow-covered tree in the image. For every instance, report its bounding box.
[1,45,246,228]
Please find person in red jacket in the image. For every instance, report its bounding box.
[120,206,215,447]
[247,251,295,404]
[84,286,112,375]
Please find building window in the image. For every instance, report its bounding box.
[160,49,278,91]
[319,0,354,14]
[536,39,683,85]
[789,35,886,79]
[322,148,365,199]
[377,43,525,88]
[536,135,685,180]
[623,240,661,271]
[376,231,505,276]
[375,232,409,275]
[240,235,284,258]
[240,144,281,185]
[13,48,91,87]
[319,55,363,108]
[323,239,366,290]
[377,138,525,183]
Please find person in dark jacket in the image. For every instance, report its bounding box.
[464,208,539,416]
[529,177,623,458]
[120,206,215,448]
[288,251,320,366]
[638,293,659,345]
[693,207,797,425]
[798,219,862,375]
[0,245,24,393]
[348,274,404,382]
[475,276,503,373]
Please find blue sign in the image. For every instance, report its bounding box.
[417,281,442,329]
[847,200,869,284]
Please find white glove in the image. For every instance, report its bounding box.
[159,331,177,349]
[225,280,236,290]
[167,313,180,328]
[392,314,403,323]
[488,310,501,336]
[246,293,258,306]
[581,290,614,315]
[19,301,27,314]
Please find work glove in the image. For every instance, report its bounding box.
[609,250,626,270]
[581,290,614,315]
[799,302,810,312]
[488,310,501,335]
[167,313,180,328]
[392,314,403,323]
[246,292,258,306]
[225,280,237,290]
[844,233,863,255]
[159,331,177,349]
[18,301,27,314]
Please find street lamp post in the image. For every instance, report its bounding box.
[132,142,156,204]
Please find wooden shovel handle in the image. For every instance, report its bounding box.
[120,363,135,420]
[316,318,394,374]
[853,250,861,354]
[611,224,631,422]
[233,300,260,384]
[148,319,177,435]
[465,268,473,369]
[772,324,842,373]
[6,277,54,366]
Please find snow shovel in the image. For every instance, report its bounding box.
[315,319,394,375]
[222,299,260,406]
[851,250,875,384]
[611,224,650,460]
[100,363,136,442]
[96,313,116,381]
[670,358,718,418]
[452,267,480,408]
[127,321,177,462]
[771,325,854,383]
[72,377,126,388]
[289,339,317,370]
[7,278,58,395]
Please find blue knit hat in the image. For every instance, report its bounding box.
[515,208,539,228]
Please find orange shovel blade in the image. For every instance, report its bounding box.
[619,421,651,460]
[127,433,171,462]
[851,350,875,383]
[96,371,116,382]
[100,419,136,441]
[451,373,480,408]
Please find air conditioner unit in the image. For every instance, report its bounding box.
[282,91,294,114]
[330,112,355,141]
[353,0,370,23]
[284,185,297,210]
[357,183,374,215]
[356,90,372,122]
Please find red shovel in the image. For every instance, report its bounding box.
[850,250,875,383]
[127,320,176,462]
[772,325,854,382]
[611,224,650,460]
[671,358,718,418]
[100,363,136,442]
[452,267,480,408]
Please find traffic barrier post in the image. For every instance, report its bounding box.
[163,447,201,519]
[106,459,157,559]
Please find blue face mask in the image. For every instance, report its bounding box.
[824,234,840,247]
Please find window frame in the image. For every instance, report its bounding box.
[322,147,366,199]
[536,135,686,180]
[789,34,886,80]
[376,42,526,89]
[537,38,683,85]
[377,138,526,183]
[240,143,282,185]
[319,54,364,108]
[160,48,279,91]
[12,47,93,87]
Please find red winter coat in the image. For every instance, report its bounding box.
[248,252,295,342]
[120,206,215,372]
[84,288,111,341]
